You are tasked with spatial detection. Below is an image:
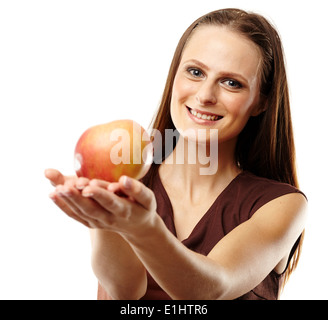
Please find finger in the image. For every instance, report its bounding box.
[54,184,102,225]
[49,191,92,228]
[107,182,128,198]
[45,169,65,186]
[62,185,115,226]
[91,179,130,198]
[82,185,125,215]
[45,168,76,186]
[75,177,90,190]
[107,182,120,192]
[118,176,156,211]
[89,179,111,189]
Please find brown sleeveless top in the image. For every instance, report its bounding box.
[97,170,305,300]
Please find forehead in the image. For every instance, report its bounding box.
[182,26,261,79]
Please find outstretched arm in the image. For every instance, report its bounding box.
[45,169,147,300]
[80,176,306,300]
[46,170,307,299]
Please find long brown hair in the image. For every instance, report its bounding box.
[146,8,303,292]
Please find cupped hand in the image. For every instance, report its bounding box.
[45,168,157,233]
[81,176,157,233]
[44,168,75,186]
[45,168,93,227]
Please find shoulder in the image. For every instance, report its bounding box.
[237,171,303,193]
[247,191,307,270]
[231,171,307,220]
[207,176,307,299]
[251,191,307,229]
[238,172,307,249]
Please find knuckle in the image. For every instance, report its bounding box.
[90,179,109,188]
[65,178,76,188]
[90,179,101,185]
[144,190,156,209]
[133,183,143,196]
[103,196,115,208]
[76,177,89,188]
[103,214,115,227]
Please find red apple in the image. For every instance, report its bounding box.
[74,120,153,182]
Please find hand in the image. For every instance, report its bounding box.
[45,168,93,227]
[44,168,76,187]
[81,176,157,234]
[45,168,157,233]
[45,169,150,299]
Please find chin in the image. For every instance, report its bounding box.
[176,126,219,145]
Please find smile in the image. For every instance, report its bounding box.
[186,106,222,122]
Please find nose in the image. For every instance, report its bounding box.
[195,81,217,106]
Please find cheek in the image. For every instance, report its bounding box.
[171,77,190,123]
[223,92,256,118]
[172,75,196,102]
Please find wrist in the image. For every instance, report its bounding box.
[90,228,126,250]
[120,213,165,248]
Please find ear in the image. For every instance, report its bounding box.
[250,96,268,117]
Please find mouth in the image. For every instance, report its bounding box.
[186,106,223,122]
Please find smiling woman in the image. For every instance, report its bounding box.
[170,26,262,145]
[46,8,307,300]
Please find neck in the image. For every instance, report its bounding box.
[161,135,241,192]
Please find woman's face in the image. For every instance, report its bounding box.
[170,26,262,145]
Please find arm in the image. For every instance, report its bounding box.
[83,177,307,300]
[45,169,147,300]
[126,192,306,299]
[90,229,147,300]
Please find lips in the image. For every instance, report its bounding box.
[186,106,223,122]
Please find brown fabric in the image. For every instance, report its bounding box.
[98,171,305,300]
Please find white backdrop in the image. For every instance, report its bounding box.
[0,0,327,299]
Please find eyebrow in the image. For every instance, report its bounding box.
[184,59,210,71]
[183,59,249,83]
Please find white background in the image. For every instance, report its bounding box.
[0,0,327,299]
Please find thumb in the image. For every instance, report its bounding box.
[119,176,156,212]
[44,168,66,186]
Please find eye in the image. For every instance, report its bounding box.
[222,79,242,89]
[187,68,204,78]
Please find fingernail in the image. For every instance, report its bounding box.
[62,188,71,196]
[82,189,93,197]
[82,192,93,197]
[49,192,57,201]
[107,184,115,192]
[56,187,71,197]
[123,176,131,189]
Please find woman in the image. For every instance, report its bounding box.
[45,8,307,300]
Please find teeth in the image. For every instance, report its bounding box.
[189,108,219,121]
